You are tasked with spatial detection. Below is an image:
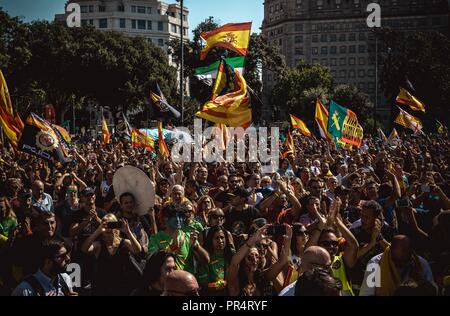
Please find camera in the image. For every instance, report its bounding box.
[267,224,286,237]
[107,222,122,229]
[395,198,411,209]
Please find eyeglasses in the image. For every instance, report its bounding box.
[319,240,339,248]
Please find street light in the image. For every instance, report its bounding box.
[176,0,185,126]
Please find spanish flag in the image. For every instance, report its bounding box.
[396,87,426,113]
[282,129,295,158]
[200,22,252,61]
[196,58,252,128]
[158,121,170,157]
[0,69,24,147]
[132,128,155,151]
[290,114,311,137]
[102,116,110,145]
[395,107,423,132]
[315,99,332,142]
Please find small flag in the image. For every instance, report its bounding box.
[395,107,423,132]
[436,120,445,134]
[158,121,170,157]
[387,128,400,146]
[132,128,155,151]
[283,128,295,158]
[200,22,252,61]
[102,116,110,145]
[150,83,181,119]
[194,57,246,86]
[290,114,311,137]
[396,87,426,113]
[377,128,388,145]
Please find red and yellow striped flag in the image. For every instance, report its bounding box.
[0,69,24,147]
[315,99,332,142]
[132,128,154,151]
[158,121,170,157]
[102,116,110,145]
[282,129,295,158]
[200,22,252,61]
[396,87,426,113]
[290,114,311,137]
[395,107,423,132]
[196,59,251,128]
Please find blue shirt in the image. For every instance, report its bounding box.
[32,193,54,214]
[12,269,73,296]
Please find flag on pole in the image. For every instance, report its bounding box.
[282,129,295,158]
[377,128,388,145]
[200,22,252,61]
[290,114,311,137]
[150,83,181,119]
[436,120,445,134]
[387,128,400,146]
[132,128,154,151]
[394,107,423,132]
[0,69,24,147]
[102,116,110,145]
[396,87,426,113]
[315,99,332,142]
[195,57,246,86]
[327,101,364,148]
[158,121,170,157]
[196,58,252,128]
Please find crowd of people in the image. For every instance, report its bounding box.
[0,129,449,296]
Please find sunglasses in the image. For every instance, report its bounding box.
[319,240,339,248]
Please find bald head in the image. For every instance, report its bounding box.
[164,270,199,296]
[32,180,45,199]
[300,246,331,274]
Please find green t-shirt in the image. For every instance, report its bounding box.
[0,218,18,238]
[148,230,191,270]
[197,253,226,284]
[182,220,204,236]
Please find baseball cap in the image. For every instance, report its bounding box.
[81,187,95,197]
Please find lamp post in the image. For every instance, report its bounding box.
[177,0,185,126]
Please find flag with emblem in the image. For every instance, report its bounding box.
[328,101,364,148]
[290,114,311,137]
[132,128,155,151]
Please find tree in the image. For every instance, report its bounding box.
[378,28,450,129]
[271,62,333,122]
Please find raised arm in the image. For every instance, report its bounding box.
[264,225,292,283]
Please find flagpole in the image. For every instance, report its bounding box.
[177,0,185,126]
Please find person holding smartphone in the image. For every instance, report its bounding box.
[81,214,142,296]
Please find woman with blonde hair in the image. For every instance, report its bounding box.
[196,195,215,226]
[81,214,142,296]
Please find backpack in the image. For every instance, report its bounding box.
[22,274,70,296]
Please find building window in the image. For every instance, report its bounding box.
[99,18,107,28]
[349,70,355,78]
[312,59,319,64]
[81,6,88,13]
[295,36,303,43]
[349,33,356,41]
[312,35,318,42]
[359,57,366,65]
[89,5,94,13]
[339,70,346,78]
[183,28,188,36]
[358,45,366,53]
[147,21,152,30]
[330,58,337,66]
[81,19,88,27]
[295,24,303,31]
[321,47,328,55]
[331,70,337,77]
[330,46,337,54]
[312,47,319,55]
[89,19,94,25]
[321,59,328,66]
[158,39,164,47]
[368,69,375,77]
[340,58,346,65]
[349,57,356,65]
[138,20,146,30]
[118,5,125,12]
[131,20,137,29]
[279,38,282,46]
[158,22,164,31]
[339,34,346,42]
[349,45,356,53]
[295,47,303,55]
[359,33,365,41]
[358,70,365,77]
[171,24,177,33]
[183,15,187,22]
[340,46,346,53]
[330,34,337,42]
[120,19,126,29]
[131,6,137,13]
[147,7,152,14]
[99,6,106,12]
[321,34,327,42]
[368,57,375,65]
[137,6,146,14]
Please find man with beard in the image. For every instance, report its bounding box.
[12,239,76,296]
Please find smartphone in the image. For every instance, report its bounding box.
[421,185,430,193]
[395,198,410,208]
[107,222,122,229]
[267,224,286,237]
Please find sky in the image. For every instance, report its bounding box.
[0,0,264,34]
